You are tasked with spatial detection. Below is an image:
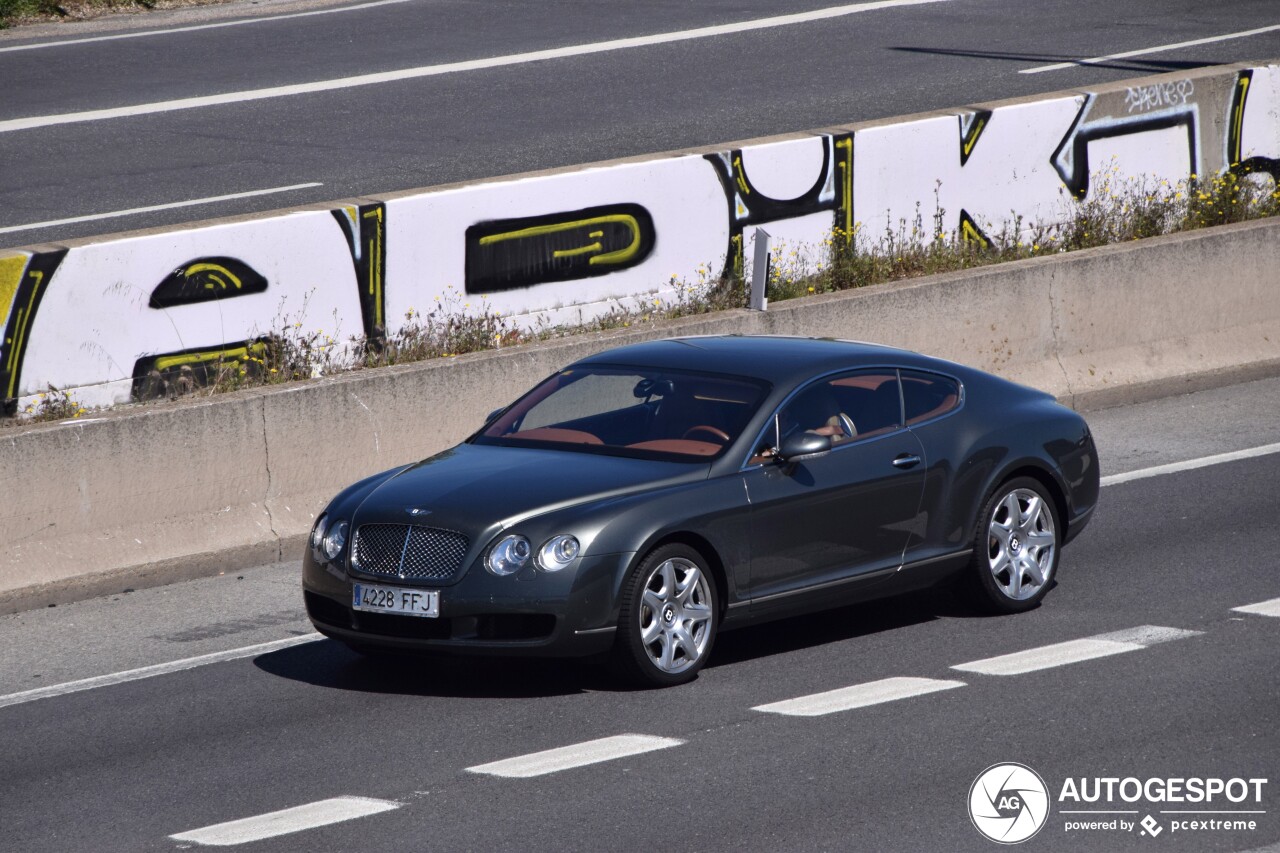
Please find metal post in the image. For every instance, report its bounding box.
[749,228,771,311]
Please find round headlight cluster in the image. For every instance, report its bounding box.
[536,535,580,572]
[322,519,349,561]
[311,514,328,552]
[486,534,531,576]
[486,534,580,576]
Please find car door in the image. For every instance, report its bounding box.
[742,370,926,609]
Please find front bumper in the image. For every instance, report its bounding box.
[302,547,634,658]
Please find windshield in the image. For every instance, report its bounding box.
[474,366,769,460]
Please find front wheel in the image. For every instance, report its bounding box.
[969,478,1061,613]
[612,544,719,687]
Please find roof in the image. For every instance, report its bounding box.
[574,335,940,387]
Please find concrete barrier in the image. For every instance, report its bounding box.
[3,215,1278,612]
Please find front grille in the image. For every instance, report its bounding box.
[352,524,470,582]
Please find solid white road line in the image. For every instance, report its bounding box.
[1021,24,1280,74]
[0,0,949,134]
[1100,443,1280,488]
[466,734,683,778]
[170,796,400,846]
[752,676,964,717]
[1232,597,1280,618]
[0,633,322,711]
[952,626,1200,676]
[0,0,417,54]
[0,182,323,235]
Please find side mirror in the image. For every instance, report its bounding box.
[778,432,831,463]
[484,407,505,425]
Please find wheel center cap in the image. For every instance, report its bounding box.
[1010,535,1022,553]
[663,605,676,624]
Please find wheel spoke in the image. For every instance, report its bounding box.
[1022,555,1045,587]
[672,625,697,661]
[1006,561,1023,597]
[684,601,712,623]
[658,561,676,597]
[677,567,702,605]
[1024,530,1055,550]
[989,523,1012,547]
[642,589,665,613]
[1001,493,1021,525]
[657,632,675,670]
[1021,496,1044,532]
[640,615,663,644]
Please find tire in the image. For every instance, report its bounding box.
[612,544,719,687]
[968,477,1061,613]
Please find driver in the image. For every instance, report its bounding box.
[783,384,856,442]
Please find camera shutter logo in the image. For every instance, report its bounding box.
[969,763,1051,844]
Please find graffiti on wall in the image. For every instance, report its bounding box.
[0,250,67,415]
[464,204,656,294]
[3,64,1279,414]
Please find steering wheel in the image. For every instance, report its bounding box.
[682,425,731,443]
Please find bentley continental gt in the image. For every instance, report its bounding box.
[303,336,1099,686]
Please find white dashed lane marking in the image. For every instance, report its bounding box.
[951,626,1201,676]
[170,796,400,846]
[466,734,683,779]
[1233,597,1280,618]
[752,676,965,717]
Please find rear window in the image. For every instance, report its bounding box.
[901,371,961,425]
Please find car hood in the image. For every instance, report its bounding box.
[350,442,708,539]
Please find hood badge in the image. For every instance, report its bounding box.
[405,507,433,517]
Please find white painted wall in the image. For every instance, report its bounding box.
[2,63,1275,410]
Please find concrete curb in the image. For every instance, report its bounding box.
[2,216,1278,612]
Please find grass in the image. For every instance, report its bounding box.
[10,165,1280,424]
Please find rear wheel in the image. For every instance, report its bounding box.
[969,477,1060,613]
[612,544,718,687]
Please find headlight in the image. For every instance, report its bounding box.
[535,535,580,572]
[322,519,349,561]
[486,534,531,576]
[311,514,328,551]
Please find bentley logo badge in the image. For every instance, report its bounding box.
[406,507,432,517]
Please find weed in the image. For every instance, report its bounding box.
[20,386,89,422]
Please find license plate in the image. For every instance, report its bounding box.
[352,583,440,618]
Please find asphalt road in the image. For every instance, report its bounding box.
[0,376,1278,852]
[4,0,1280,249]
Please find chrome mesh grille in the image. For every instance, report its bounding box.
[352,524,469,581]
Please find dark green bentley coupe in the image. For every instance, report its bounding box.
[304,336,1098,686]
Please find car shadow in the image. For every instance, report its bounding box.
[253,583,1012,697]
[707,584,985,668]
[252,638,609,699]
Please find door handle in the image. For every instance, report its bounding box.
[892,454,921,469]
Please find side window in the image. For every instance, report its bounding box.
[901,370,961,426]
[780,371,901,446]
